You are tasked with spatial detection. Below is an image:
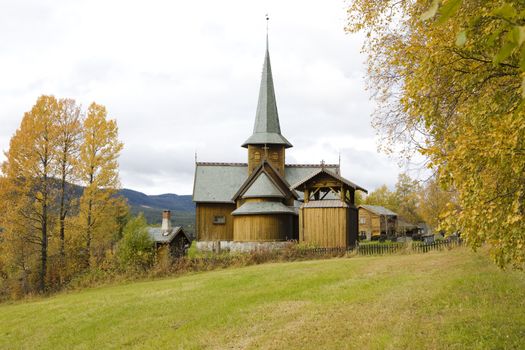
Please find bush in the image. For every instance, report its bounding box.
[117,214,155,271]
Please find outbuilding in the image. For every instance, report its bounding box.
[147,210,191,257]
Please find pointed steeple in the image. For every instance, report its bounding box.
[242,35,292,148]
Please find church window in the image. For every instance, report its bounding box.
[213,216,226,224]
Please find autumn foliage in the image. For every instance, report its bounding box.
[347,0,525,268]
[0,95,128,297]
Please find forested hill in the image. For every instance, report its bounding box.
[118,189,195,232]
[119,189,194,212]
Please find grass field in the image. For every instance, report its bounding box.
[1,248,524,349]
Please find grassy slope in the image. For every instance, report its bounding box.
[1,249,524,350]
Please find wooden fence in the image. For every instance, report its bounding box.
[297,239,462,257]
[356,239,462,256]
[356,242,406,256]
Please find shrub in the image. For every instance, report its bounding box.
[117,214,155,271]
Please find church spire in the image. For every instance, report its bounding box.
[241,26,292,149]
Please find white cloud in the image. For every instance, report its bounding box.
[0,0,408,195]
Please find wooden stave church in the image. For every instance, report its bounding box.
[192,38,367,250]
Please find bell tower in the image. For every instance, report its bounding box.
[242,32,292,176]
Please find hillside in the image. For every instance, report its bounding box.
[29,182,196,232]
[1,249,524,349]
[119,189,194,212]
[119,189,195,233]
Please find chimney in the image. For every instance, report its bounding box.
[161,210,172,232]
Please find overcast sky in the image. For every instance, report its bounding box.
[0,0,413,195]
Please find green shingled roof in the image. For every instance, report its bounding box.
[243,172,285,198]
[231,201,297,216]
[193,163,341,203]
[242,39,292,148]
[192,163,248,203]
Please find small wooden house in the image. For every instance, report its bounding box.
[292,168,367,248]
[147,210,191,257]
[358,205,397,240]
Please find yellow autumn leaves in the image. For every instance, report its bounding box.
[0,95,127,295]
[347,0,525,268]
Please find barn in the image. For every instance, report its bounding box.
[192,38,367,250]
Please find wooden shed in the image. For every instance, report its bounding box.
[147,210,192,257]
[358,205,397,240]
[292,168,367,248]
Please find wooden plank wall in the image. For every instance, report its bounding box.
[233,214,293,241]
[358,208,381,236]
[196,203,236,241]
[300,207,348,248]
[248,145,285,175]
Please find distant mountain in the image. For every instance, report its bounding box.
[118,189,195,234]
[119,189,195,212]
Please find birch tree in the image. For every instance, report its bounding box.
[53,98,82,275]
[347,0,525,267]
[1,95,59,291]
[77,103,124,266]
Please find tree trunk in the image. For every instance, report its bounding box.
[85,193,93,268]
[59,158,67,281]
[85,171,94,268]
[40,174,48,293]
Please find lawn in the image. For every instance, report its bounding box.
[1,248,524,349]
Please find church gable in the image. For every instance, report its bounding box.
[243,172,285,198]
[232,161,298,202]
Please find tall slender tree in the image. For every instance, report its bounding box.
[77,103,124,266]
[1,95,60,291]
[53,99,82,275]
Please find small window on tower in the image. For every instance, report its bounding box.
[360,217,366,224]
[254,152,261,161]
[271,152,278,160]
[213,216,226,224]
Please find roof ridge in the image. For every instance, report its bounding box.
[195,162,341,168]
[285,163,339,168]
[196,162,248,166]
[291,167,367,193]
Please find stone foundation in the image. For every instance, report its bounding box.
[196,240,292,253]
